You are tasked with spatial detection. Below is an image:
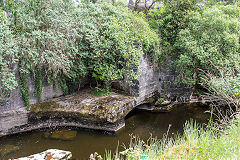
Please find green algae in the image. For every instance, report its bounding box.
[145,97,155,103]
[30,101,62,113]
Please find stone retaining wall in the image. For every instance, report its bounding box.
[0,70,64,133]
[116,56,192,106]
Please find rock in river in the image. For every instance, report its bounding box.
[44,129,77,140]
[0,144,20,156]
[15,149,72,160]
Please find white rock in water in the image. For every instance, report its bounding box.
[14,149,72,160]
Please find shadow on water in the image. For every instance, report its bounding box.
[0,104,211,160]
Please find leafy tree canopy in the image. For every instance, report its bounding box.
[174,5,240,86]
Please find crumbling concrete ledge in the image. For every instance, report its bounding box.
[1,89,136,136]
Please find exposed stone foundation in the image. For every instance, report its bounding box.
[0,89,135,136]
[0,57,192,136]
[115,56,192,105]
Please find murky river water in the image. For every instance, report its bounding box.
[0,104,211,160]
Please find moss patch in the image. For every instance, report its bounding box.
[30,101,63,112]
[145,97,155,103]
[29,88,135,123]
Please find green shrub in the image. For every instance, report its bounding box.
[14,0,87,86]
[148,0,194,61]
[15,0,158,87]
[0,0,159,105]
[174,5,240,86]
[78,1,159,87]
[209,73,240,99]
[0,9,18,101]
